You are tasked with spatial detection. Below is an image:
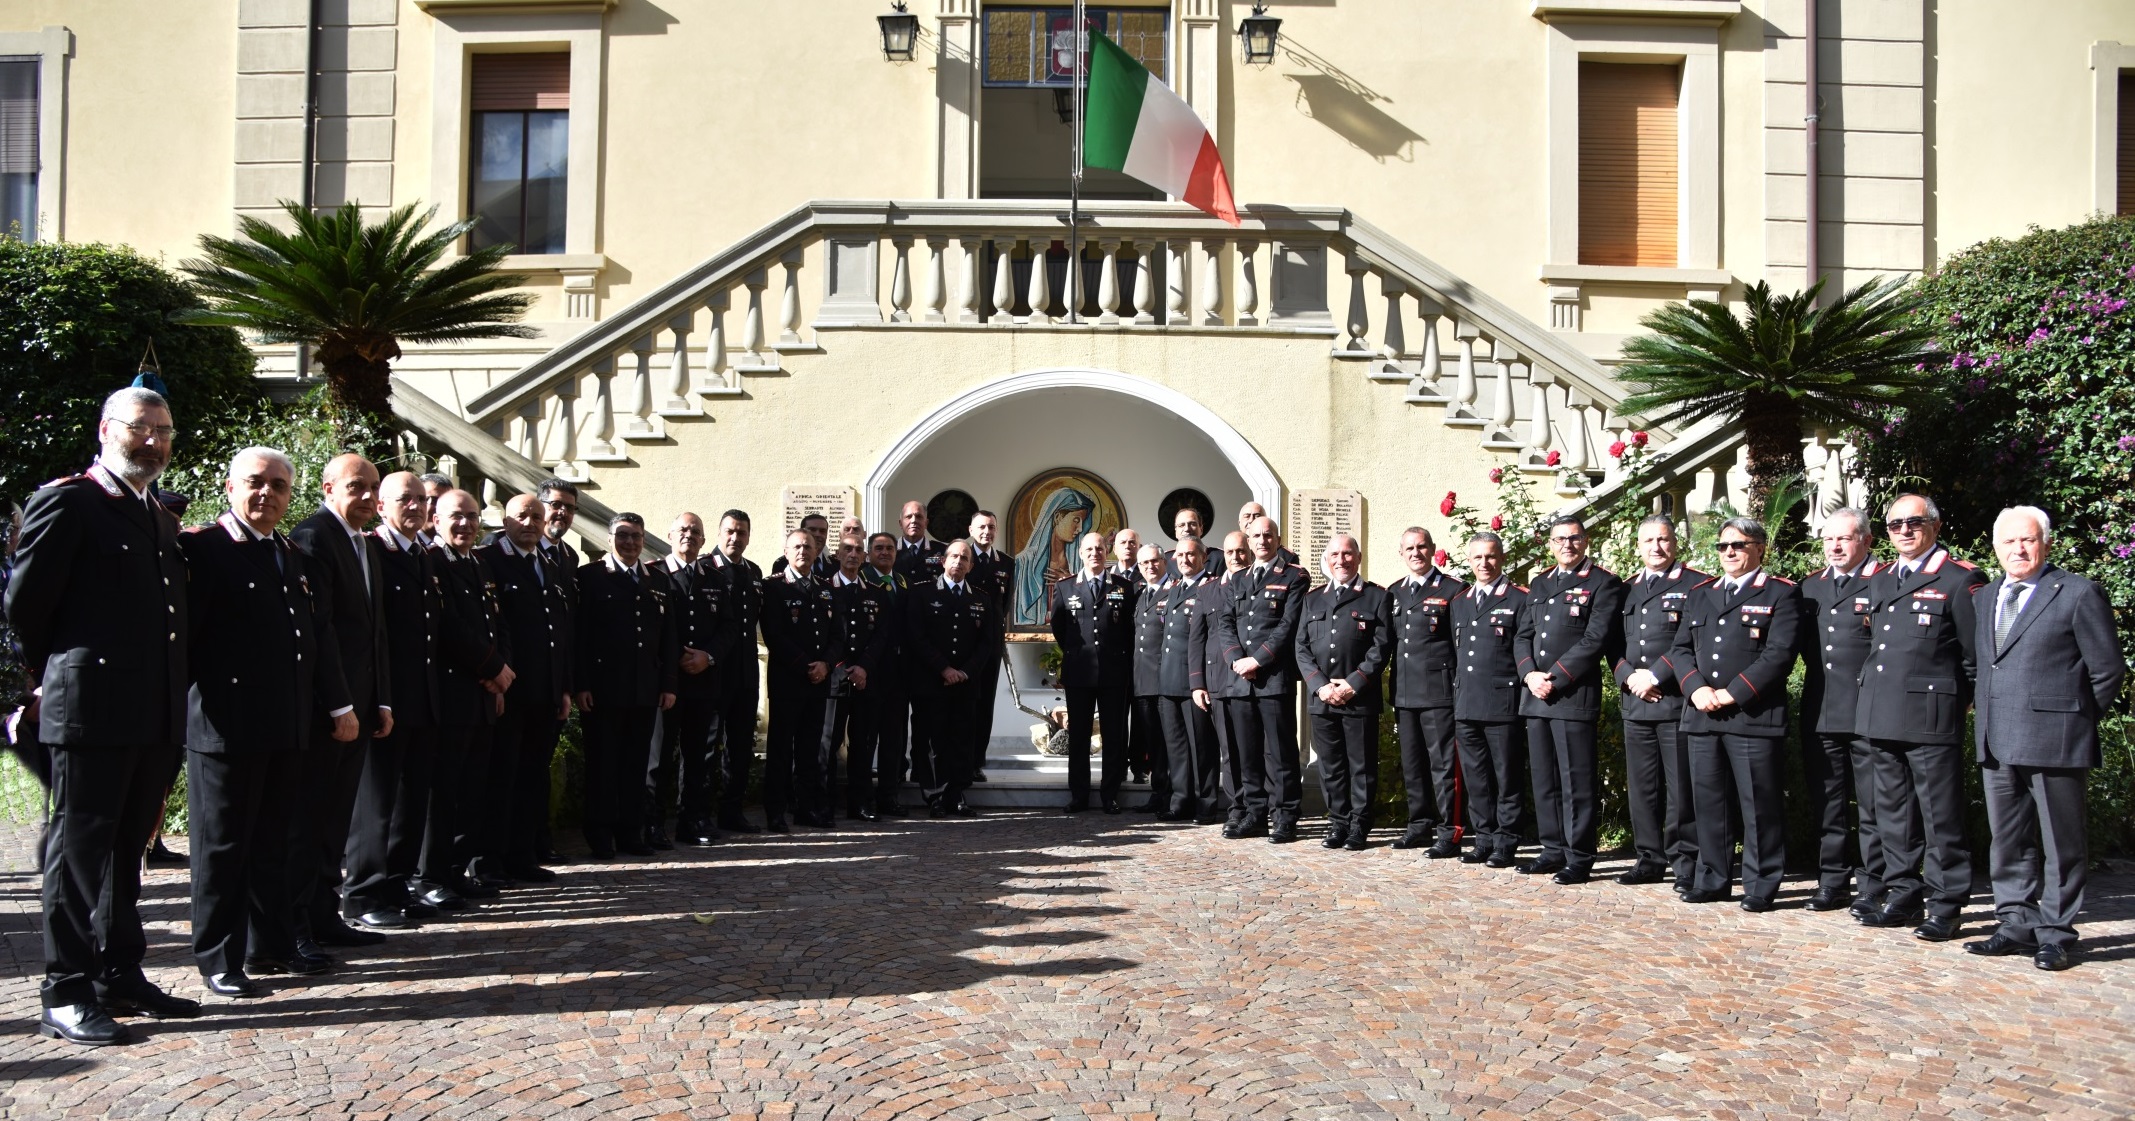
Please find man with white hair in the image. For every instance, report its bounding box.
[6,387,200,1042]
[1964,506,2125,970]
[179,447,358,998]
[1797,507,1888,917]
[1295,534,1393,850]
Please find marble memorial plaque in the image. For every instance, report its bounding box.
[1287,488,1363,575]
[781,486,858,538]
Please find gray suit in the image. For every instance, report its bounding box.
[1972,564,2126,950]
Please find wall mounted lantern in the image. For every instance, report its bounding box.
[878,2,919,62]
[1238,4,1281,66]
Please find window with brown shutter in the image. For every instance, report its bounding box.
[468,53,570,254]
[1578,61,1679,268]
[2118,72,2135,216]
[0,58,36,242]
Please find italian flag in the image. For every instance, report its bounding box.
[1083,33,1239,226]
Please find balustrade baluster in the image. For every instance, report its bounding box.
[1236,240,1259,326]
[624,336,656,436]
[1340,254,1370,353]
[991,237,1016,323]
[1131,241,1156,325]
[587,358,618,458]
[703,290,731,391]
[1524,368,1553,464]
[741,270,769,366]
[1166,240,1189,325]
[1379,276,1406,361]
[662,314,693,413]
[957,236,983,324]
[518,402,541,463]
[924,236,949,323]
[1026,238,1052,325]
[890,236,914,323]
[777,250,804,346]
[1200,239,1224,326]
[552,379,580,474]
[1488,340,1517,438]
[1409,293,1444,399]
[1097,239,1122,325]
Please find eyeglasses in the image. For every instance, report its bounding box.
[1714,540,1757,552]
[113,419,178,441]
[1549,534,1586,545]
[1885,516,1933,533]
[543,499,578,513]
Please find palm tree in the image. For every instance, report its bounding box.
[179,200,536,435]
[1614,276,1937,523]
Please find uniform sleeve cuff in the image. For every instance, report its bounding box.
[328,705,354,718]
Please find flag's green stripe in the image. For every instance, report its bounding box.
[1082,34,1147,172]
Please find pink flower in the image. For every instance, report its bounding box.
[1632,431,1649,447]
[1433,549,1449,566]
[1440,492,1457,517]
[1490,515,1503,530]
[1545,450,1562,467]
[1489,467,1504,483]
[1608,440,1627,458]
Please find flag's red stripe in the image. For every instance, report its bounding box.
[1182,133,1240,227]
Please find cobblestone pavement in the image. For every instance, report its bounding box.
[0,814,2130,1120]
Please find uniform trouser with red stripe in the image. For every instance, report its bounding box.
[1231,693,1302,825]
[1157,696,1220,816]
[1872,738,1973,920]
[1311,709,1379,832]
[41,742,175,1006]
[1688,731,1786,899]
[185,747,297,977]
[1804,731,1885,896]
[1454,719,1522,856]
[1215,699,1264,823]
[1623,717,1696,884]
[1526,716,1599,874]
[1394,706,1459,844]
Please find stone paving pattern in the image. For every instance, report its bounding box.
[0,816,2130,1119]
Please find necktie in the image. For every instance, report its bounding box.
[1995,582,2025,651]
[1833,572,1849,590]
[351,532,371,596]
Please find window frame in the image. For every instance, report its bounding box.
[467,107,570,256]
[2090,42,2135,215]
[980,6,1171,89]
[0,27,69,243]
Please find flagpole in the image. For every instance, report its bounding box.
[1068,0,1085,324]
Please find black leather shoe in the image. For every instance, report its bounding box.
[1863,900,1925,928]
[1850,892,1885,923]
[144,839,187,865]
[102,983,202,1019]
[1914,913,1962,942]
[645,828,675,851]
[1516,859,1566,876]
[38,1003,129,1046]
[1153,809,1188,822]
[1102,797,1123,815]
[948,801,979,818]
[1389,833,1429,851]
[203,972,260,998]
[1805,885,1853,912]
[246,953,331,977]
[1133,800,1163,813]
[348,909,415,932]
[1232,819,1269,839]
[1061,801,1088,815]
[1552,868,1591,886]
[401,900,440,921]
[848,804,880,823]
[502,864,556,884]
[1130,769,1149,785]
[681,831,722,846]
[1740,895,1776,913]
[2034,943,2073,971]
[1194,812,1227,826]
[1268,824,1298,844]
[1320,829,1348,850]
[291,939,337,969]
[718,816,763,834]
[311,920,387,947]
[416,885,468,911]
[1615,865,1667,886]
[1681,887,1732,904]
[805,811,839,829]
[1343,833,1369,852]
[457,876,504,899]
[765,817,791,833]
[1424,840,1461,859]
[971,771,988,784]
[1486,851,1517,869]
[1459,847,1489,864]
[878,802,910,818]
[1965,933,2037,957]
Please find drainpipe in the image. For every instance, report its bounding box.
[1803,0,1820,300]
[295,0,319,383]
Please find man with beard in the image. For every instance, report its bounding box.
[7,387,201,1043]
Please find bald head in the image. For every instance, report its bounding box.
[503,493,544,550]
[438,489,482,551]
[1239,501,1267,531]
[320,453,381,527]
[1245,516,1280,563]
[1078,531,1106,576]
[379,470,428,538]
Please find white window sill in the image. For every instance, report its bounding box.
[1540,264,1733,288]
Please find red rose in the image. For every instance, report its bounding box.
[1632,430,1649,447]
[1608,440,1627,458]
[1439,492,1457,517]
[1546,449,1562,467]
[1433,549,1449,567]
[1489,467,1504,483]
[1489,515,1503,530]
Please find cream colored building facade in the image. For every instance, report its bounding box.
[6,0,2134,581]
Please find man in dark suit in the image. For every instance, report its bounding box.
[703,510,764,832]
[1611,514,1706,891]
[768,513,841,582]
[341,471,442,932]
[903,539,997,816]
[288,454,394,948]
[1387,526,1466,856]
[1216,516,1312,842]
[760,528,838,830]
[6,387,201,1042]
[1450,532,1530,868]
[1854,493,1988,942]
[574,513,678,857]
[180,448,358,999]
[661,512,731,846]
[965,510,1015,786]
[892,501,947,584]
[530,479,583,865]
[1514,515,1624,884]
[477,494,572,883]
[1797,507,1889,918]
[1189,532,1255,835]
[1053,531,1137,813]
[1965,506,2127,971]
[1663,518,1802,911]
[860,532,913,814]
[1158,537,1222,824]
[1296,534,1393,851]
[830,533,901,820]
[1128,544,1175,812]
[426,491,514,898]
